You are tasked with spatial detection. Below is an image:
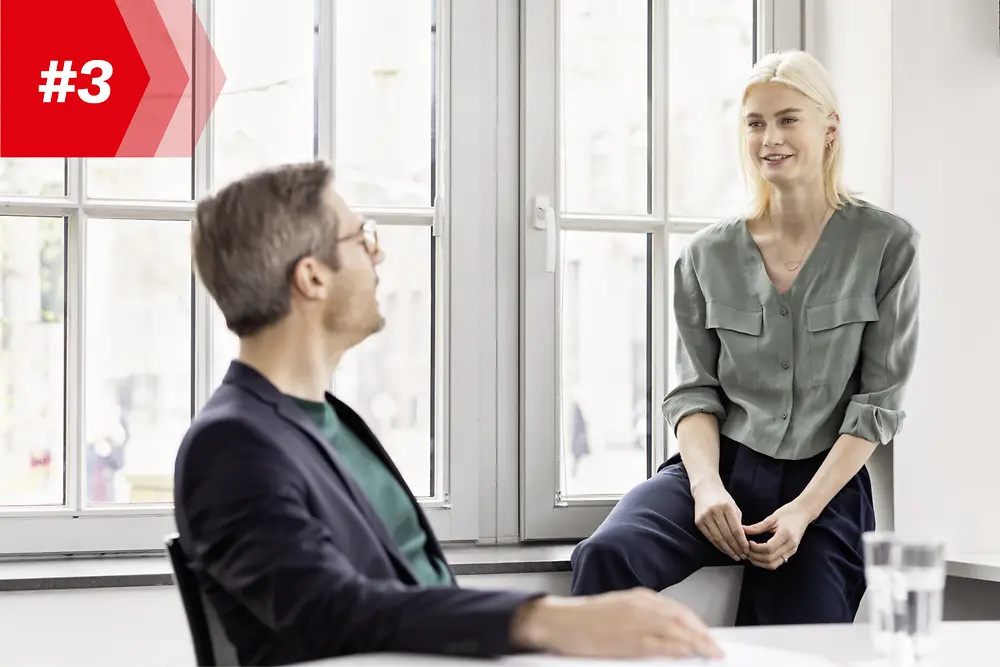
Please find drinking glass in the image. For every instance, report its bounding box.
[862,531,898,657]
[893,539,947,663]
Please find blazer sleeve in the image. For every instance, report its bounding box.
[661,245,727,432]
[839,230,920,444]
[178,420,543,659]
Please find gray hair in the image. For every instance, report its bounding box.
[192,161,340,337]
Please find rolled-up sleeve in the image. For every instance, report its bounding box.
[840,231,920,444]
[662,245,726,433]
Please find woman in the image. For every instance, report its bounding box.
[570,50,919,626]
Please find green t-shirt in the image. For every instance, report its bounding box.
[291,397,452,588]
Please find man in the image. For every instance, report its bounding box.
[174,161,722,666]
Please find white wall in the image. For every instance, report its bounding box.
[804,0,893,209]
[891,0,1000,554]
[809,0,1000,554]
[0,587,192,667]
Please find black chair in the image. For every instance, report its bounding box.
[165,534,240,666]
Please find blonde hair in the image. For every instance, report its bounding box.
[739,50,858,219]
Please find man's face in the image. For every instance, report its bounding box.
[320,189,385,343]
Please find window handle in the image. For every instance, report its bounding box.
[432,192,446,237]
[533,195,556,273]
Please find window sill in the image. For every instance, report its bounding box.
[946,553,1000,584]
[0,544,577,592]
[2,548,995,592]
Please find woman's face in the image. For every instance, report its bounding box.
[743,82,836,190]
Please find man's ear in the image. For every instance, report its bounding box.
[290,257,327,300]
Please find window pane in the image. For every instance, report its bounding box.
[87,159,192,200]
[85,219,191,505]
[561,231,648,497]
[334,225,434,497]
[213,0,316,189]
[0,216,65,506]
[335,0,434,207]
[561,0,649,215]
[666,232,693,456]
[667,0,754,218]
[0,159,66,197]
[211,303,239,390]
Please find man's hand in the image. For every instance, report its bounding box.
[692,480,750,561]
[743,501,813,570]
[511,589,723,660]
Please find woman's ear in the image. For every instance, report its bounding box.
[826,112,841,145]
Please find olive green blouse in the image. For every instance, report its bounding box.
[662,201,920,460]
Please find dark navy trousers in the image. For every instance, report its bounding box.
[570,436,875,625]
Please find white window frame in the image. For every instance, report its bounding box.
[0,0,499,555]
[518,0,803,540]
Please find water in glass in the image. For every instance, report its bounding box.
[893,540,946,662]
[862,532,898,656]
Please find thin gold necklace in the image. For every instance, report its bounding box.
[768,207,830,272]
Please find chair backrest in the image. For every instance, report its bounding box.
[165,534,240,667]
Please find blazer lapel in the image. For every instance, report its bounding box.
[329,395,456,583]
[222,362,420,584]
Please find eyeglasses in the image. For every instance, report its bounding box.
[289,219,379,278]
[337,218,379,256]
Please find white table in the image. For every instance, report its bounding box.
[306,622,999,666]
[711,622,995,664]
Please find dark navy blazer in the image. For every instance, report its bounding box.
[174,361,540,666]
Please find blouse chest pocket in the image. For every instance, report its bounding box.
[705,301,763,390]
[805,295,879,388]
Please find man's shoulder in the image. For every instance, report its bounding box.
[176,384,285,474]
[188,383,263,434]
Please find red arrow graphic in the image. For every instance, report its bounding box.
[119,0,225,158]
[115,0,189,157]
[0,0,224,158]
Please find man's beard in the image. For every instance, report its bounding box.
[322,294,384,341]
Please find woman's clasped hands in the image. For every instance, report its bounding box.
[692,480,812,569]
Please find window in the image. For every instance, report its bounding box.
[0,0,497,554]
[521,0,800,539]
[0,0,802,554]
